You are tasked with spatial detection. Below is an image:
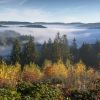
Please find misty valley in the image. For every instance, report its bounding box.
[0,0,100,99]
[0,22,100,57]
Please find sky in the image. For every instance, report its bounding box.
[0,0,100,23]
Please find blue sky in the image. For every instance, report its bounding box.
[0,0,100,23]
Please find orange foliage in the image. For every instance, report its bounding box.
[43,60,68,80]
[22,63,42,82]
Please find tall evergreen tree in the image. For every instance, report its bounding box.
[53,32,62,62]
[79,43,96,67]
[52,33,70,63]
[41,41,48,62]
[11,39,21,64]
[61,34,70,63]
[95,40,100,54]
[21,36,37,65]
[70,38,79,64]
[46,38,53,60]
[41,39,53,63]
[94,40,100,67]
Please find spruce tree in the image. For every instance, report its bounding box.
[41,39,53,63]
[46,38,53,60]
[41,41,48,62]
[70,38,79,64]
[53,32,62,62]
[52,33,70,63]
[11,39,21,64]
[61,34,70,63]
[94,40,100,67]
[21,36,37,65]
[79,43,96,67]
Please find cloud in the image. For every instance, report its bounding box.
[0,8,74,22]
[0,0,12,4]
[0,0,28,5]
[0,6,100,23]
[0,8,53,22]
[19,0,28,6]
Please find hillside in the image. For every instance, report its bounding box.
[79,23,100,29]
[20,24,47,28]
[0,21,32,25]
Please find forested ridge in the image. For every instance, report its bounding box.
[0,33,100,100]
[4,32,100,69]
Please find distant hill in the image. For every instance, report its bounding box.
[79,23,100,29]
[20,24,47,28]
[0,30,20,38]
[0,25,8,27]
[34,22,67,25]
[0,21,84,26]
[0,30,20,46]
[66,22,84,26]
[0,21,32,25]
[34,22,84,26]
[1,21,100,29]
[0,30,36,46]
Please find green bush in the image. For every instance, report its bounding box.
[0,88,21,100]
[70,90,92,100]
[17,82,62,100]
[17,82,33,97]
[67,89,99,100]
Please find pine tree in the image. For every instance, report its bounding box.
[46,38,53,60]
[21,36,37,65]
[79,43,96,67]
[94,40,100,67]
[95,40,100,54]
[70,38,79,64]
[41,39,53,63]
[52,33,70,63]
[53,32,62,62]
[61,34,70,63]
[41,33,70,64]
[11,39,21,64]
[41,41,48,63]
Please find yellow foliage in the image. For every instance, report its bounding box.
[0,62,21,87]
[87,68,95,77]
[44,60,68,80]
[0,60,99,90]
[66,61,100,90]
[22,63,42,82]
[75,61,86,76]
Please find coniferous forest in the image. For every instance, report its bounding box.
[0,0,100,99]
[0,33,100,100]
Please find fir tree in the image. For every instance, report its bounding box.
[53,32,62,62]
[11,39,21,64]
[52,33,70,63]
[79,43,96,67]
[70,38,79,64]
[61,34,70,63]
[21,36,37,65]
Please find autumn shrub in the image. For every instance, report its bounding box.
[69,90,96,100]
[43,60,68,83]
[88,78,100,99]
[22,63,42,83]
[74,61,87,90]
[0,62,21,88]
[66,61,100,91]
[67,82,100,100]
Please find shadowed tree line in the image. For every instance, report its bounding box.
[4,33,100,69]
